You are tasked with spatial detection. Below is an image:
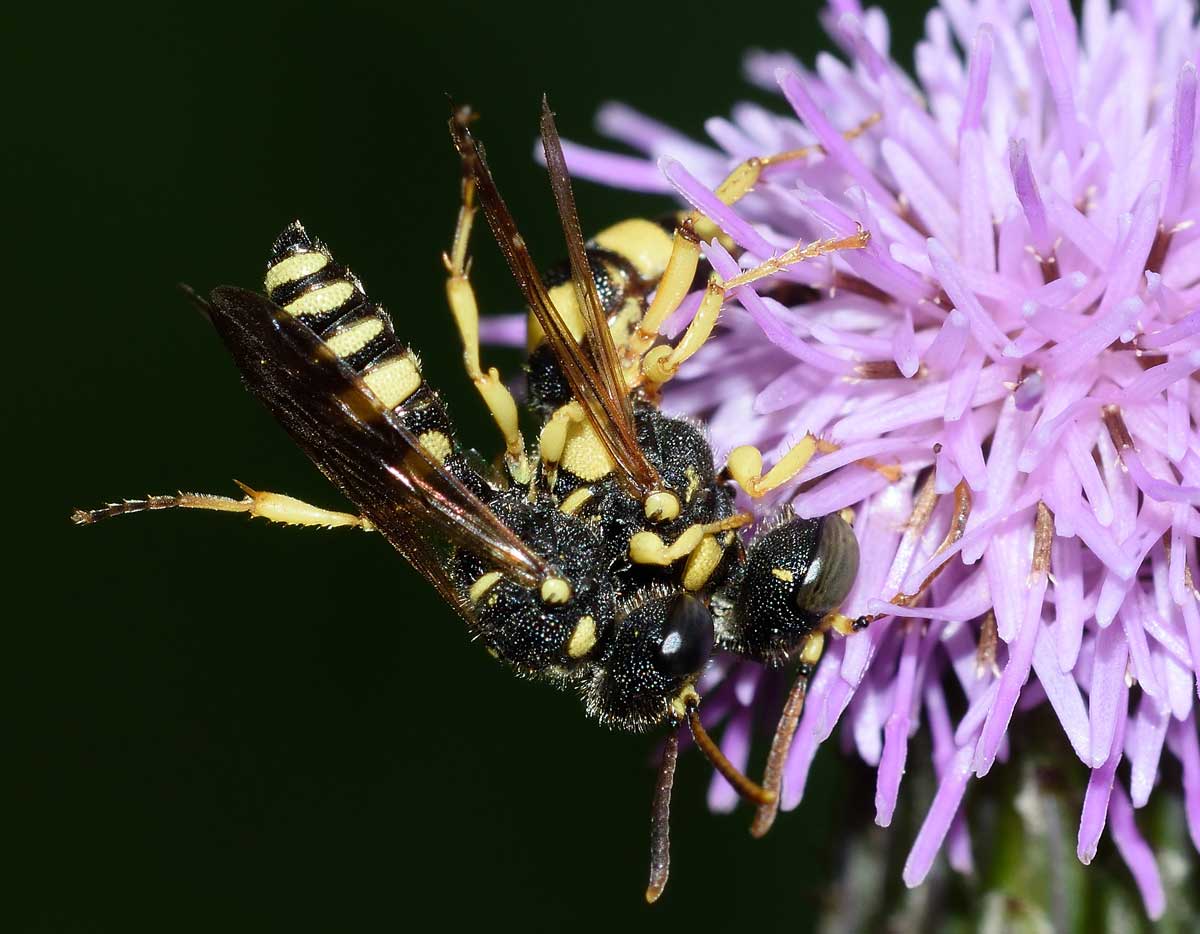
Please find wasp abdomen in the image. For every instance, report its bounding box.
[265,222,458,463]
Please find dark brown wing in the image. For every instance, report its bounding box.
[448,106,661,499]
[538,100,640,447]
[199,286,549,617]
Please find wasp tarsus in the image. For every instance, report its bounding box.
[74,98,881,903]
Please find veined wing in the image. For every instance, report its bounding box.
[199,285,550,615]
[449,107,661,499]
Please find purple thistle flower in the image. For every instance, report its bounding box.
[487,0,1200,918]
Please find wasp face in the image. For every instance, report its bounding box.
[584,591,715,732]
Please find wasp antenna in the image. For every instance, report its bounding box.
[749,669,810,837]
[685,704,774,807]
[645,729,678,905]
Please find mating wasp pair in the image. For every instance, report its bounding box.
[75,100,872,901]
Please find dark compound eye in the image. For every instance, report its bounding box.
[653,594,715,679]
[794,514,860,616]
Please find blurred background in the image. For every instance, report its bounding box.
[6,1,976,930]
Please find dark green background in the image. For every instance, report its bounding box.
[11,2,924,930]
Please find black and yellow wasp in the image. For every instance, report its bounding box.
[75,100,870,901]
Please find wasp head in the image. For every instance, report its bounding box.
[583,588,715,731]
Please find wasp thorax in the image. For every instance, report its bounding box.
[455,489,613,675]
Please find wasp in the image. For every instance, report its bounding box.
[74,99,875,901]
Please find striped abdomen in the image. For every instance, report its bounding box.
[264,221,456,462]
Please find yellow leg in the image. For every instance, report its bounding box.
[720,228,871,291]
[640,228,871,388]
[622,113,882,378]
[682,532,729,592]
[443,176,530,484]
[71,481,373,531]
[537,400,586,489]
[727,437,819,499]
[629,514,751,566]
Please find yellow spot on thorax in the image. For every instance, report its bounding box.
[469,571,503,604]
[771,568,795,584]
[419,430,452,463]
[284,280,355,318]
[592,219,673,283]
[362,354,421,409]
[567,615,597,658]
[325,315,384,358]
[266,251,329,293]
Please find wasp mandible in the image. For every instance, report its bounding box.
[75,99,880,901]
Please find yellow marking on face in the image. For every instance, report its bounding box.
[559,486,594,515]
[540,576,573,605]
[469,571,503,604]
[324,315,384,358]
[592,219,673,283]
[772,568,795,584]
[684,467,702,504]
[284,280,355,318]
[683,534,724,591]
[265,251,329,292]
[567,615,597,658]
[560,422,615,481]
[644,490,681,523]
[362,354,421,408]
[419,430,452,464]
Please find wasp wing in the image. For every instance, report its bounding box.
[200,286,549,619]
[449,108,661,499]
[537,100,640,452]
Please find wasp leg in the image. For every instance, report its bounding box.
[721,227,872,292]
[537,400,588,490]
[726,437,819,499]
[71,481,373,531]
[640,227,872,388]
[622,112,882,379]
[629,514,752,566]
[727,435,902,499]
[444,175,530,484]
[853,480,975,629]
